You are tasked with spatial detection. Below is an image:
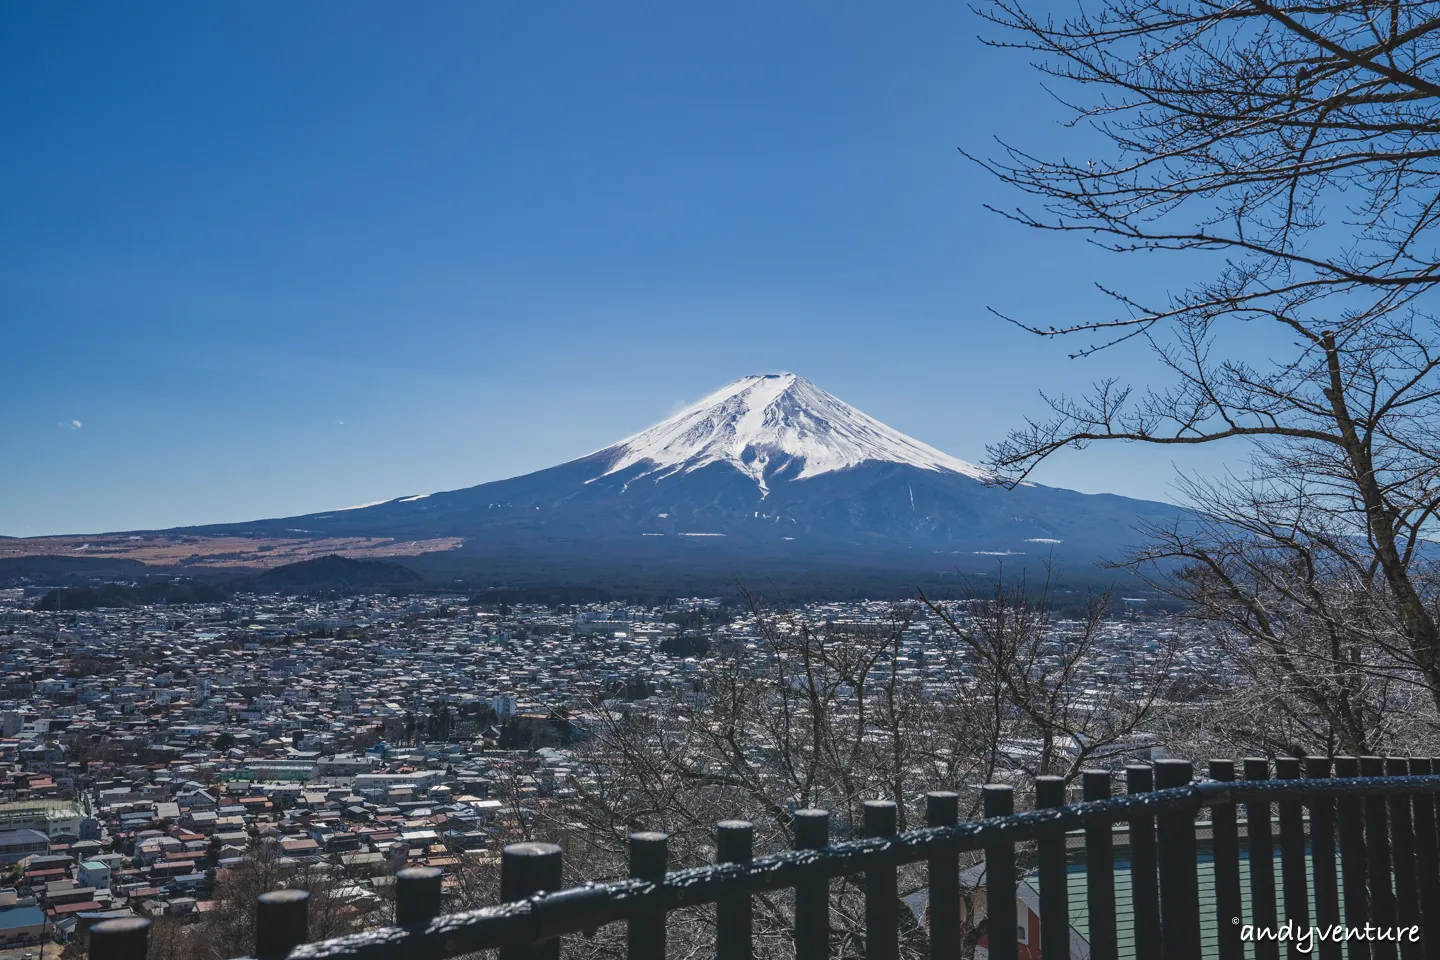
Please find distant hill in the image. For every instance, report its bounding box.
[35,580,229,610]
[242,555,424,594]
[0,555,158,588]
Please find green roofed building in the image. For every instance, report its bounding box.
[1002,822,1353,959]
[222,760,318,782]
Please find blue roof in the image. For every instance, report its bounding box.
[0,829,49,847]
[0,905,45,930]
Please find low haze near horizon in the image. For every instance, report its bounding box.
[2,2,1257,537]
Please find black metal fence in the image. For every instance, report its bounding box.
[86,756,1440,960]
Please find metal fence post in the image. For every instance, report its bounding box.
[255,889,310,959]
[628,832,668,960]
[1335,756,1372,960]
[1408,758,1440,960]
[925,791,961,960]
[1305,756,1342,960]
[1430,757,1440,872]
[1361,755,1398,960]
[863,800,898,960]
[1243,757,1278,960]
[499,842,563,960]
[716,820,754,960]
[1082,769,1117,960]
[1275,757,1311,939]
[1385,758,1421,960]
[1155,758,1200,960]
[1033,777,1069,960]
[1127,764,1161,960]
[982,784,1017,960]
[89,917,149,960]
[395,865,444,927]
[793,808,831,960]
[1209,760,1243,960]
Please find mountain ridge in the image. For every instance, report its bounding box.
[178,374,1184,576]
[3,374,1188,591]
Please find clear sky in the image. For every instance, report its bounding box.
[1,2,1247,536]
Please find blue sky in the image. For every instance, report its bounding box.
[2,2,1248,536]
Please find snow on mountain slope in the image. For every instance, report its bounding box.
[595,373,991,495]
[170,371,1185,583]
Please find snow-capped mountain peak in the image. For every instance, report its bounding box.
[597,373,990,494]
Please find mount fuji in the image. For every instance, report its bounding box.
[593,373,992,494]
[176,373,1184,588]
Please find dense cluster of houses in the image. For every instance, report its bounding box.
[0,590,748,949]
[0,586,1215,956]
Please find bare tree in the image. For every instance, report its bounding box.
[551,581,1179,957]
[973,0,1440,337]
[975,0,1440,725]
[189,841,368,960]
[922,567,1176,783]
[553,600,970,959]
[1129,467,1440,755]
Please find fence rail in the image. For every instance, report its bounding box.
[86,756,1440,960]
